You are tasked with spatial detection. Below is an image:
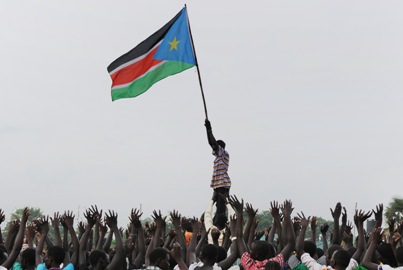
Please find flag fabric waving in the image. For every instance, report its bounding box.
[107,7,196,101]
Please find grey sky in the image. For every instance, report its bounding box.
[1,1,403,227]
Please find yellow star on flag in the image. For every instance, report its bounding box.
[168,37,180,51]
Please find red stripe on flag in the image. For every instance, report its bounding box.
[110,46,163,87]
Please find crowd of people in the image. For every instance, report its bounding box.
[0,198,402,270]
[0,121,401,270]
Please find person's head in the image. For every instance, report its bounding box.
[376,242,398,267]
[326,245,341,265]
[214,213,228,230]
[303,241,317,258]
[0,244,8,265]
[45,246,65,269]
[330,249,351,270]
[20,248,36,269]
[265,261,281,270]
[217,140,226,149]
[250,240,276,261]
[395,246,403,266]
[216,246,227,263]
[200,244,218,265]
[316,248,324,258]
[149,248,170,270]
[346,247,356,257]
[89,250,110,270]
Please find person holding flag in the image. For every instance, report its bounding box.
[204,119,231,227]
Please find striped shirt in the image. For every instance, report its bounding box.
[211,146,231,189]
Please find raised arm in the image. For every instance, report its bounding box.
[296,212,310,259]
[35,216,50,266]
[205,119,219,152]
[2,207,30,269]
[373,204,383,229]
[352,210,372,263]
[338,207,347,245]
[279,200,295,260]
[330,202,342,245]
[362,227,383,270]
[64,211,79,267]
[187,217,201,264]
[320,223,329,253]
[51,212,62,247]
[79,209,96,266]
[130,209,145,269]
[105,210,125,270]
[244,203,258,246]
[60,214,71,265]
[269,201,282,246]
[170,210,187,260]
[218,215,239,270]
[310,216,317,243]
[228,195,248,256]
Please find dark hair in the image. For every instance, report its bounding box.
[347,247,357,257]
[326,245,341,265]
[201,244,218,262]
[251,241,276,261]
[89,250,108,267]
[217,140,226,149]
[332,249,351,268]
[377,243,398,267]
[304,241,317,258]
[396,246,403,264]
[21,248,36,267]
[265,261,281,270]
[47,246,65,265]
[149,248,169,265]
[316,248,324,258]
[216,246,227,262]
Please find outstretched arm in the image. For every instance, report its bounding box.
[279,200,295,261]
[205,119,219,152]
[105,210,125,270]
[2,208,30,269]
[36,216,50,266]
[79,209,96,266]
[64,211,79,267]
[362,227,383,270]
[352,210,372,263]
[130,209,145,269]
[330,202,342,245]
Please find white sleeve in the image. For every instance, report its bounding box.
[301,253,327,270]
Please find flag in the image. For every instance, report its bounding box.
[107,7,196,101]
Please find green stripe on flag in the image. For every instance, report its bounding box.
[111,61,194,101]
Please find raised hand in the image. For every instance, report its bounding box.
[37,216,49,234]
[345,221,353,235]
[245,203,258,218]
[211,228,221,241]
[190,217,201,235]
[341,207,347,223]
[320,223,329,234]
[90,205,103,223]
[297,212,310,228]
[63,211,75,228]
[50,212,61,228]
[387,217,396,233]
[331,202,342,220]
[84,209,96,227]
[21,207,30,223]
[228,195,244,214]
[152,210,164,228]
[270,201,280,219]
[170,210,181,228]
[281,199,293,217]
[311,216,318,230]
[129,208,143,230]
[77,221,85,235]
[373,204,383,227]
[104,210,118,228]
[26,222,36,240]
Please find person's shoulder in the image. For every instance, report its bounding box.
[37,263,47,270]
[63,263,74,270]
[0,265,8,270]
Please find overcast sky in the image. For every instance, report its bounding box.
[1,1,403,227]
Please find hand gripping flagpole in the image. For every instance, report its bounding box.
[185,5,209,121]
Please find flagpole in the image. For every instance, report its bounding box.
[185,5,209,120]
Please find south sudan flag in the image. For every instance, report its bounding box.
[107,7,196,101]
